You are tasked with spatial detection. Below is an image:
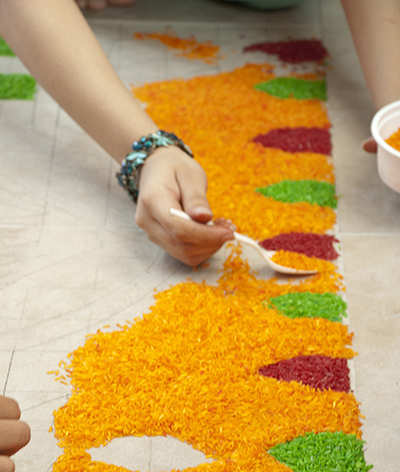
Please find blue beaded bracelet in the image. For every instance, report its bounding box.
[116,130,193,203]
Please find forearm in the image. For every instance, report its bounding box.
[0,0,157,162]
[341,0,400,110]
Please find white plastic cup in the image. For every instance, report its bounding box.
[371,100,400,193]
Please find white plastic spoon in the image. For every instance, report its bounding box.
[170,208,317,275]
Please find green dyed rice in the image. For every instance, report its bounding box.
[255,77,327,100]
[269,431,373,472]
[256,179,337,208]
[267,292,347,322]
[0,37,15,57]
[0,74,36,99]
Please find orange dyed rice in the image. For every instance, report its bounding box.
[134,30,221,64]
[385,127,400,152]
[50,55,364,472]
[271,250,337,272]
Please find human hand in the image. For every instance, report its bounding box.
[362,137,378,153]
[135,146,235,266]
[75,0,134,10]
[0,396,30,472]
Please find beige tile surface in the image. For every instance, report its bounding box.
[0,0,399,471]
[341,235,400,470]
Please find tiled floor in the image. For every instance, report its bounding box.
[1,0,399,470]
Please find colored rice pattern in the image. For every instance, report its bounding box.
[133,64,333,241]
[385,127,400,152]
[50,39,371,471]
[134,30,220,64]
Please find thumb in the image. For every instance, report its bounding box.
[177,164,214,224]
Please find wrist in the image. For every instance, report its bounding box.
[116,130,193,203]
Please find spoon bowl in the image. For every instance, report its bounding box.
[170,208,317,275]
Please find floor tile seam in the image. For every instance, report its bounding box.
[15,325,91,351]
[41,103,61,229]
[2,350,15,395]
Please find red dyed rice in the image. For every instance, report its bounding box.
[260,232,339,260]
[259,355,351,393]
[253,127,332,155]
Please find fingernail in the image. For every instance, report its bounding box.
[192,206,213,217]
[225,219,237,231]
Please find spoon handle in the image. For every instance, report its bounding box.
[233,232,261,250]
[170,207,217,227]
[170,208,192,221]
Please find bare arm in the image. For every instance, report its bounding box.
[0,0,157,161]
[341,0,400,111]
[0,0,234,265]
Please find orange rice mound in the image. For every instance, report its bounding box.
[134,30,221,64]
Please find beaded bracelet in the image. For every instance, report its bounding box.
[116,130,194,203]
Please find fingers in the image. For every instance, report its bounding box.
[0,420,30,457]
[174,160,213,224]
[214,218,237,232]
[0,456,15,472]
[142,220,230,267]
[138,202,233,266]
[362,137,378,153]
[0,397,31,460]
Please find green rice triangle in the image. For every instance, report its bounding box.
[255,77,327,100]
[256,179,337,208]
[267,292,347,322]
[269,431,373,472]
[0,74,37,99]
